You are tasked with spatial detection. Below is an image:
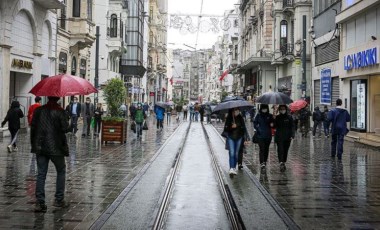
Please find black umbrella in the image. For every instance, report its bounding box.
[212,99,254,114]
[256,92,293,105]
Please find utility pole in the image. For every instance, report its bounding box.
[95,26,100,105]
[302,15,307,99]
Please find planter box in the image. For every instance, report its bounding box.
[101,120,128,144]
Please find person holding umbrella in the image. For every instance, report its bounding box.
[274,105,295,172]
[223,108,249,175]
[254,104,274,171]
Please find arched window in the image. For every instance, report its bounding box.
[73,0,80,17]
[110,14,118,37]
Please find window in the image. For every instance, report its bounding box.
[87,0,92,21]
[280,20,288,55]
[351,79,367,132]
[110,14,118,37]
[60,7,66,29]
[73,0,80,17]
[120,20,124,39]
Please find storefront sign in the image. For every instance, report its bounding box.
[12,59,33,69]
[344,47,378,70]
[357,83,366,129]
[320,68,332,105]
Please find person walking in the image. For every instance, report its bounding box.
[166,106,172,124]
[134,104,146,138]
[120,103,127,118]
[155,105,165,129]
[27,96,42,126]
[205,105,212,124]
[328,99,351,160]
[143,102,149,117]
[183,104,188,121]
[194,102,200,122]
[253,104,274,171]
[299,106,311,137]
[1,101,24,153]
[274,105,294,172]
[312,106,323,138]
[66,97,81,134]
[199,105,205,123]
[322,105,330,138]
[93,103,103,137]
[31,96,70,212]
[81,97,94,137]
[129,103,136,120]
[189,103,195,121]
[223,108,249,175]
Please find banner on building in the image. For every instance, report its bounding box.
[320,68,332,105]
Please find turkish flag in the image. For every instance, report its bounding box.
[219,70,229,81]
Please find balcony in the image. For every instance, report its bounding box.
[68,18,96,49]
[283,0,294,11]
[33,0,65,9]
[280,43,294,56]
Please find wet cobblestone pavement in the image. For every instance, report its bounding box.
[213,121,380,229]
[0,118,179,229]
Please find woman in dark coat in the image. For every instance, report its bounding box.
[253,104,274,170]
[94,103,104,136]
[224,108,249,175]
[1,100,24,152]
[274,105,295,172]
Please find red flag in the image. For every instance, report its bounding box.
[219,70,229,81]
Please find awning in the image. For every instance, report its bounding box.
[219,70,229,81]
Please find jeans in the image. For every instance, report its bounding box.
[70,115,79,133]
[258,138,272,164]
[183,111,188,120]
[35,155,66,204]
[94,118,102,134]
[156,119,163,129]
[207,114,211,123]
[227,137,243,169]
[323,121,330,136]
[312,121,322,137]
[194,112,199,121]
[136,122,143,137]
[166,113,171,124]
[9,128,19,147]
[331,134,345,158]
[277,140,291,163]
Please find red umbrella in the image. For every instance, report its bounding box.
[289,99,308,112]
[29,74,97,97]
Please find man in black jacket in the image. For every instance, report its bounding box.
[31,96,70,212]
[66,97,81,134]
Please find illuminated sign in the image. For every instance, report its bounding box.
[12,59,33,69]
[344,47,379,70]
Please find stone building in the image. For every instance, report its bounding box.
[0,0,62,127]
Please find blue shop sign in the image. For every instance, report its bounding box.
[320,68,332,105]
[344,47,379,70]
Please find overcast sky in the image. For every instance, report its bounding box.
[167,0,238,50]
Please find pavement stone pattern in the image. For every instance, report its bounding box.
[0,117,180,229]
[213,120,380,229]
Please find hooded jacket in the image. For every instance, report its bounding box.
[254,109,274,139]
[31,101,70,156]
[327,107,351,135]
[2,101,24,130]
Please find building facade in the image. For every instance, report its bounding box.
[0,0,62,127]
[336,0,380,134]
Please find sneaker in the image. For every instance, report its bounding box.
[238,164,243,170]
[34,203,47,213]
[229,168,235,175]
[232,168,237,175]
[53,200,69,208]
[7,145,12,153]
[13,146,18,152]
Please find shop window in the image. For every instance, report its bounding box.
[350,79,367,132]
[73,0,80,17]
[110,14,118,37]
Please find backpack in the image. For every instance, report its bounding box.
[299,109,308,120]
[135,110,144,123]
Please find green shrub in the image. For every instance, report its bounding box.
[103,78,126,118]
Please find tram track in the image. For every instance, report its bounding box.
[152,121,245,230]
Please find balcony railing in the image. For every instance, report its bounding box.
[281,44,294,56]
[283,0,294,8]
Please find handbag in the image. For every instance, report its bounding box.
[143,121,148,130]
[130,122,136,133]
[252,132,259,144]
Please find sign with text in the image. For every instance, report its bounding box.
[357,83,366,129]
[344,47,379,71]
[320,68,332,105]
